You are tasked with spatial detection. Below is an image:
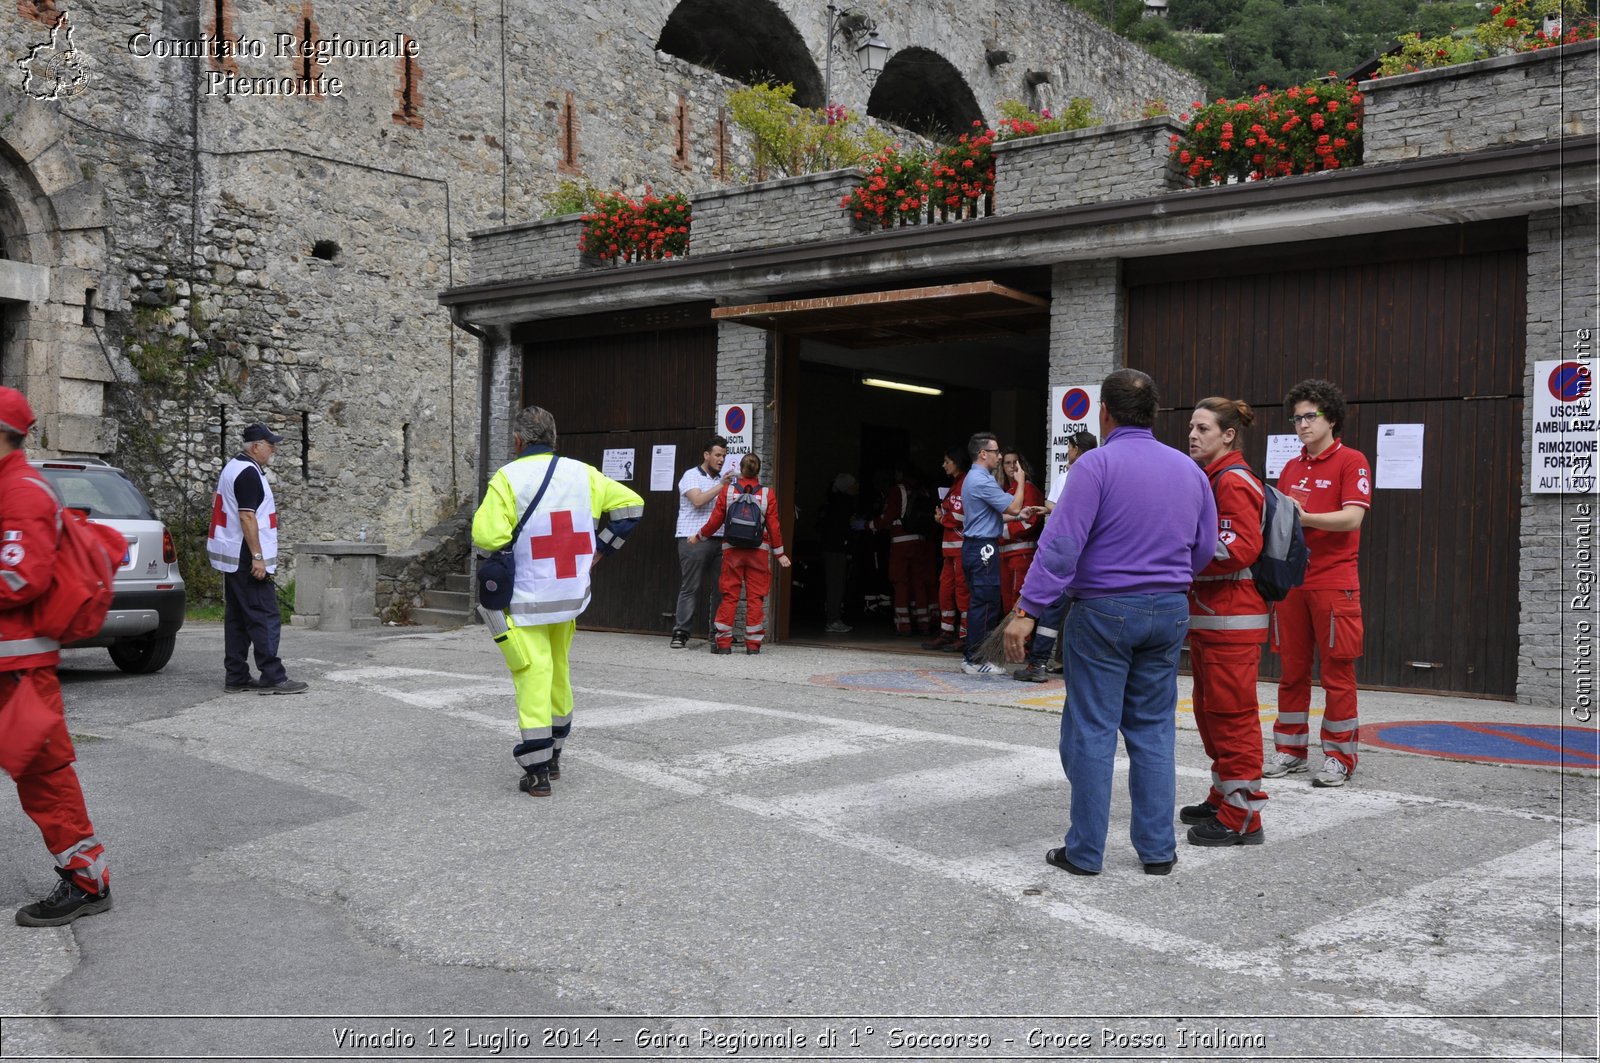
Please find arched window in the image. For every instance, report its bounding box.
[866,47,983,138]
[656,0,824,107]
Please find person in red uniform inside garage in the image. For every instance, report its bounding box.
[1266,378,1372,789]
[0,387,113,927]
[998,449,1046,615]
[1181,396,1270,847]
[690,452,790,655]
[923,447,969,652]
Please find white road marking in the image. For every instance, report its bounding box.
[677,726,920,780]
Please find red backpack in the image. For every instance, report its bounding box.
[31,501,126,644]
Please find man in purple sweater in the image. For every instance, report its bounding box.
[1005,369,1217,876]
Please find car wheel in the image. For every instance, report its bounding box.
[108,630,178,674]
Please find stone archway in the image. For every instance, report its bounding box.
[0,84,116,454]
[866,47,984,138]
[656,0,825,107]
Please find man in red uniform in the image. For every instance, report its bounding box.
[0,387,113,926]
[869,470,936,636]
[1268,378,1371,788]
[690,453,790,654]
[923,448,969,652]
[1183,397,1270,845]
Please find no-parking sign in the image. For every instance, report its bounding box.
[1531,359,1596,494]
[1048,385,1100,496]
[717,403,755,473]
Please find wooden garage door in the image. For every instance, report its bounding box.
[516,308,715,633]
[1126,221,1525,697]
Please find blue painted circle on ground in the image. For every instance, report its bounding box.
[1549,361,1592,402]
[1363,721,1599,769]
[724,406,746,434]
[1062,388,1090,421]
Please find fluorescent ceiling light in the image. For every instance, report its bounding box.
[862,376,943,397]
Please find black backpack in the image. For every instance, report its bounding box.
[724,486,766,548]
[900,486,940,538]
[1208,465,1309,602]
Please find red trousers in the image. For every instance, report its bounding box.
[887,541,938,633]
[714,548,770,650]
[1000,550,1034,615]
[1272,587,1363,771]
[937,552,970,636]
[1,669,108,894]
[1189,639,1268,832]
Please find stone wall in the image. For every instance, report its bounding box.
[715,322,773,467]
[692,170,865,255]
[1048,259,1123,391]
[1363,40,1599,164]
[470,216,588,286]
[992,117,1188,213]
[1518,203,1600,710]
[377,503,473,619]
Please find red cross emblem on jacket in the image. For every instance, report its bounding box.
[530,510,592,579]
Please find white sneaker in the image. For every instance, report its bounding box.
[961,660,1004,676]
[824,620,853,633]
[1311,756,1351,788]
[1262,751,1308,778]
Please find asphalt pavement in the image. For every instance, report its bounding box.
[0,621,1595,1062]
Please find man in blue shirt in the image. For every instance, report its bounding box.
[958,432,1027,675]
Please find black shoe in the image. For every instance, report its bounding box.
[224,681,258,693]
[1143,857,1177,876]
[920,633,953,650]
[518,767,552,797]
[1044,847,1098,876]
[258,679,309,695]
[1187,819,1265,847]
[710,645,733,655]
[1046,661,1064,674]
[746,645,761,655]
[15,876,113,927]
[548,751,561,781]
[1012,662,1048,683]
[1179,800,1219,824]
[669,632,688,649]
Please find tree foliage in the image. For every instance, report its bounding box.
[1061,0,1596,98]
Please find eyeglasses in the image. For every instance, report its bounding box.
[1289,412,1323,426]
[981,447,1000,455]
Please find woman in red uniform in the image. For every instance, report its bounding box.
[690,453,789,655]
[1182,397,1270,847]
[998,450,1045,615]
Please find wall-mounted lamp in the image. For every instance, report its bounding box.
[824,4,892,105]
[862,375,943,397]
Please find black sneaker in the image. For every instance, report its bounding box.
[15,877,113,927]
[518,767,552,797]
[258,679,309,695]
[224,681,258,693]
[1187,819,1265,847]
[669,632,688,649]
[1179,800,1219,824]
[1012,662,1048,683]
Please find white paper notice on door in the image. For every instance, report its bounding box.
[650,445,676,492]
[1265,435,1301,480]
[602,448,636,481]
[1376,423,1424,490]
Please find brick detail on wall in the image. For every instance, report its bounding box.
[392,37,423,129]
[17,0,58,25]
[715,109,729,181]
[209,0,238,74]
[558,91,581,176]
[468,215,586,285]
[294,3,327,97]
[1518,204,1600,709]
[672,95,690,171]
[1363,40,1599,164]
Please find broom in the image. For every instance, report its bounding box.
[972,610,1028,667]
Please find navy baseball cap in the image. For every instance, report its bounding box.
[243,423,283,444]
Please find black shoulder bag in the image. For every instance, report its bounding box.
[477,457,560,610]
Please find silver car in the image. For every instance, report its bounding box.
[31,458,186,673]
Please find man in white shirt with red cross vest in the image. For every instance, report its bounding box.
[472,406,643,797]
[207,422,307,695]
[1267,378,1371,789]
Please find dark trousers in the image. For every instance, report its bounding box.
[961,536,1000,663]
[674,537,723,636]
[224,565,287,686]
[1027,593,1072,666]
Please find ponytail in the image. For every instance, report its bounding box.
[1194,396,1255,450]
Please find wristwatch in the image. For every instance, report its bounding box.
[1013,607,1032,620]
[252,553,264,560]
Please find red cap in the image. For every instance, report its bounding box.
[0,387,35,436]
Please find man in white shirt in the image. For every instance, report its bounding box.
[671,437,731,648]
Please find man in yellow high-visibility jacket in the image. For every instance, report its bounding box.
[472,406,643,797]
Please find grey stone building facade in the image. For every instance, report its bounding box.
[0,0,1198,587]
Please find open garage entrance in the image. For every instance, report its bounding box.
[719,279,1051,645]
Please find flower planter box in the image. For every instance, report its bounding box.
[468,214,587,284]
[1362,40,1598,164]
[990,116,1189,214]
[692,169,866,255]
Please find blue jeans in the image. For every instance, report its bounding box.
[1058,593,1189,870]
[961,537,1000,663]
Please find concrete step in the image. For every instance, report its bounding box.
[410,606,468,630]
[423,587,471,611]
[444,573,472,595]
